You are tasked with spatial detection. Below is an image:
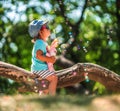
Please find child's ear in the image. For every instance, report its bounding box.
[39,30,42,36]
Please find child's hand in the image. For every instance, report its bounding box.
[51,38,58,48]
[46,46,50,52]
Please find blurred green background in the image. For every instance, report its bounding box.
[0,0,120,95]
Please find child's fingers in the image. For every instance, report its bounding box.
[51,39,59,47]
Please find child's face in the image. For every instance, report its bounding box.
[39,24,50,41]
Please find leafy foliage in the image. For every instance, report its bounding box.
[0,0,120,94]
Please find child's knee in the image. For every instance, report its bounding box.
[46,74,58,81]
[52,74,58,81]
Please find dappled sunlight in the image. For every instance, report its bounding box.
[91,95,120,111]
[0,1,120,110]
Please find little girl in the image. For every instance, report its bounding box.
[28,19,58,96]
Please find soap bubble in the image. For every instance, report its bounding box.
[57,37,64,44]
[83,46,88,53]
[68,32,72,35]
[86,41,89,44]
[77,45,80,50]
[108,39,113,46]
[42,84,46,88]
[73,71,77,75]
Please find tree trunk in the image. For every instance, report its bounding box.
[0,61,120,93]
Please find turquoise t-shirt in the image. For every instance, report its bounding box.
[31,39,48,71]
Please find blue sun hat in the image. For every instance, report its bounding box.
[28,19,48,38]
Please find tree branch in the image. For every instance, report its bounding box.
[76,0,88,26]
[0,61,120,93]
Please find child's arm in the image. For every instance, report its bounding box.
[36,50,56,63]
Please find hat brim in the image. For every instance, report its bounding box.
[42,20,49,25]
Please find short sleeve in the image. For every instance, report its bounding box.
[35,40,45,53]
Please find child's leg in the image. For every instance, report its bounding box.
[46,74,58,96]
[43,89,49,95]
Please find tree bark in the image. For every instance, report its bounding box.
[0,61,120,93]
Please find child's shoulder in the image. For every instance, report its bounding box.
[36,39,44,44]
[35,39,47,46]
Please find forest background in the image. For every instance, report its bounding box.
[0,0,120,95]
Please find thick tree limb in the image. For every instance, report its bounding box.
[0,61,120,93]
